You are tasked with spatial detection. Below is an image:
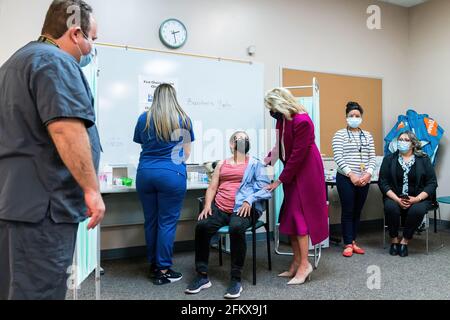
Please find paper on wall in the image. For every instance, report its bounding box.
[138,76,179,114]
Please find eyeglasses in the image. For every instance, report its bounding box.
[79,28,94,43]
[398,138,411,142]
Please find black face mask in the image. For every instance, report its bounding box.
[235,139,251,154]
[270,111,284,121]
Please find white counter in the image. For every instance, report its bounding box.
[101,182,209,194]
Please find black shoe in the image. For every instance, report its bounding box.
[153,271,171,286]
[399,244,409,257]
[165,269,183,282]
[152,269,183,285]
[389,244,399,256]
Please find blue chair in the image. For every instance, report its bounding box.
[198,197,272,285]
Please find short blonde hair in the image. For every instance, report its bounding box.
[264,88,307,120]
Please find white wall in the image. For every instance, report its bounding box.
[0,0,51,62]
[0,0,421,248]
[0,0,410,133]
[95,0,411,137]
[409,0,450,221]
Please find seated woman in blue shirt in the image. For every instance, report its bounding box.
[185,131,272,299]
[133,84,195,285]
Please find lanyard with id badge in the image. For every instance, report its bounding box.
[347,128,369,173]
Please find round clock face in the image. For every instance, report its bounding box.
[159,19,188,49]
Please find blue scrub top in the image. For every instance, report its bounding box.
[133,112,195,176]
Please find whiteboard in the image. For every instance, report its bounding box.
[96,45,265,169]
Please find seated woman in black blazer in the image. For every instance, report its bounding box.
[378,131,438,257]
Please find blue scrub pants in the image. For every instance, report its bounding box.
[136,168,187,270]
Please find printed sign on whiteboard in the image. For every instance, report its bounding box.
[138,76,178,114]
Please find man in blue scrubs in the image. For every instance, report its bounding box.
[0,0,105,300]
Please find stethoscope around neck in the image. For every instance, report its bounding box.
[346,127,369,149]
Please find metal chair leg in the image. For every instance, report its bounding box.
[275,223,322,268]
[313,245,321,270]
[434,208,438,233]
[274,223,293,256]
[314,246,317,269]
[252,229,257,286]
[265,225,272,271]
[265,202,272,272]
[438,206,442,223]
[436,207,445,250]
[423,209,445,254]
[219,235,223,266]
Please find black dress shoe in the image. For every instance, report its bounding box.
[399,244,409,257]
[389,244,399,256]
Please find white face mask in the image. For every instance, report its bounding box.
[347,117,362,129]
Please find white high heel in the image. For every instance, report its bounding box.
[287,263,313,285]
[278,263,299,278]
[278,271,295,278]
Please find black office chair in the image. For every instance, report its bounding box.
[197,197,272,285]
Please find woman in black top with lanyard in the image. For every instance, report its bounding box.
[379,131,437,257]
[332,102,376,258]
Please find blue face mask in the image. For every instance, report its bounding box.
[398,141,412,154]
[76,29,95,68]
[347,117,362,129]
[79,46,95,68]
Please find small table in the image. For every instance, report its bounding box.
[101,182,210,194]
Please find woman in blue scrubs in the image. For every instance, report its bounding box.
[134,84,195,285]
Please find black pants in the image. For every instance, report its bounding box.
[384,198,430,240]
[195,202,252,281]
[336,173,370,246]
[0,214,78,300]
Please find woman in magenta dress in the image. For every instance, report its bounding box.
[265,88,329,285]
